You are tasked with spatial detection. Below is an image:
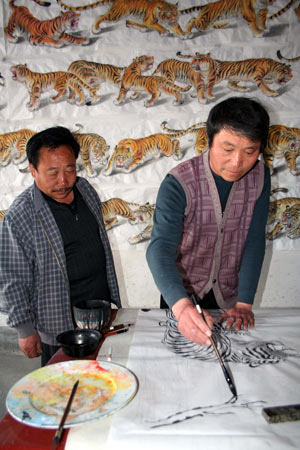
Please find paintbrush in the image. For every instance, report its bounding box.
[191,294,237,398]
[53,379,79,446]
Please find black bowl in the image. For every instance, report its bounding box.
[56,329,102,357]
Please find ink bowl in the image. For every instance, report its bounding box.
[56,329,102,357]
[73,299,112,331]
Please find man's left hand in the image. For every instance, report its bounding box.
[220,302,254,331]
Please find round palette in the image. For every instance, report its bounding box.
[6,360,138,428]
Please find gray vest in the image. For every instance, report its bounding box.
[170,151,264,309]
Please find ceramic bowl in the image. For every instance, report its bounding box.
[56,329,102,357]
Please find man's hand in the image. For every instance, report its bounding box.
[18,333,42,358]
[172,297,214,345]
[220,302,254,331]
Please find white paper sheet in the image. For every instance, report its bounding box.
[107,308,300,449]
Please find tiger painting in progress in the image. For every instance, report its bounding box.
[152,55,215,104]
[0,129,36,167]
[5,0,88,47]
[114,55,191,107]
[160,121,208,155]
[189,53,293,100]
[73,125,110,177]
[11,64,99,110]
[263,125,300,176]
[180,0,287,37]
[104,132,183,175]
[101,198,141,230]
[56,0,186,37]
[267,189,300,240]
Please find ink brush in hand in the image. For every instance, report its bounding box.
[191,294,237,398]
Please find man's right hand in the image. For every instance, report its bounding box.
[172,297,214,345]
[18,333,42,358]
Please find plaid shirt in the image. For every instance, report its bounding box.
[0,177,120,345]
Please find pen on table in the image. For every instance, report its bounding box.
[105,327,129,337]
[53,379,79,446]
[191,294,237,398]
[105,323,134,332]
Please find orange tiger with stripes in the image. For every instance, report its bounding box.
[5,0,88,47]
[180,0,277,36]
[160,121,208,155]
[189,52,293,101]
[267,188,300,240]
[263,125,300,176]
[56,0,186,37]
[0,129,36,167]
[68,60,125,89]
[101,198,141,230]
[114,55,191,107]
[152,55,216,104]
[73,124,110,177]
[11,64,99,110]
[104,132,183,175]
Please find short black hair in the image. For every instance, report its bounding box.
[206,97,270,153]
[26,126,80,169]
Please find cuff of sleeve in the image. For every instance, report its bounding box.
[163,284,188,308]
[14,321,36,339]
[236,290,255,305]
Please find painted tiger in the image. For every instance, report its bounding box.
[5,0,88,47]
[101,198,141,230]
[160,121,208,155]
[188,52,293,99]
[266,188,300,239]
[281,203,300,239]
[152,55,216,104]
[56,0,187,38]
[128,202,155,245]
[68,60,125,89]
[114,55,191,107]
[104,132,183,175]
[277,50,300,62]
[263,125,300,175]
[0,129,36,167]
[268,0,299,20]
[180,0,276,36]
[11,64,99,110]
[0,210,7,222]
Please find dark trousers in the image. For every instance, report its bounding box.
[41,342,60,366]
[160,289,219,309]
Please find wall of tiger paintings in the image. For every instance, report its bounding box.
[0,0,300,315]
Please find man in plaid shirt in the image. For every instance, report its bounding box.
[0,126,121,365]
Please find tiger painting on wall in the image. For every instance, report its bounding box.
[73,125,110,177]
[266,188,300,240]
[103,132,183,175]
[5,0,89,47]
[152,54,216,104]
[56,0,187,38]
[189,52,293,101]
[160,121,208,155]
[10,64,99,110]
[127,202,155,245]
[0,129,36,167]
[101,198,141,230]
[281,203,300,239]
[114,55,191,107]
[263,125,300,176]
[68,60,125,91]
[180,0,296,37]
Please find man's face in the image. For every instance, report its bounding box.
[209,128,261,182]
[29,145,77,204]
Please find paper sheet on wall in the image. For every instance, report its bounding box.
[107,309,300,450]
